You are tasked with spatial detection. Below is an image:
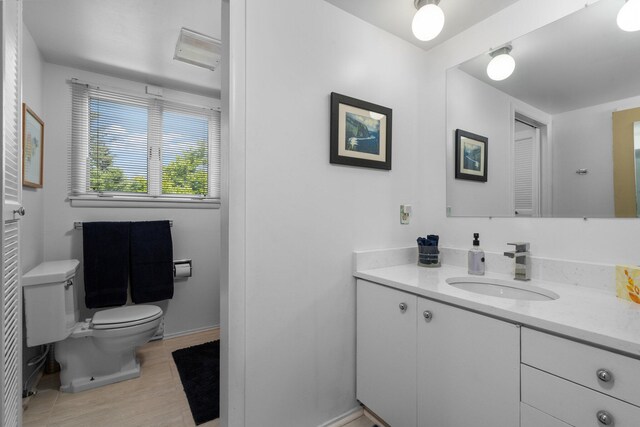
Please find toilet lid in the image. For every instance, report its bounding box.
[92,305,162,329]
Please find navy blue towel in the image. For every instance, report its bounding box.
[82,222,130,308]
[130,221,174,303]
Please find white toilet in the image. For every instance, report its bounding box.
[23,259,163,393]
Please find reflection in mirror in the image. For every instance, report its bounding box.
[446,0,640,218]
[635,122,640,217]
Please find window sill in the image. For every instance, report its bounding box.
[69,195,220,209]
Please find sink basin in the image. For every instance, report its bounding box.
[446,277,559,301]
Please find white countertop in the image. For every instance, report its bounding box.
[355,263,640,358]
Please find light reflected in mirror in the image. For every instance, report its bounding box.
[446,0,640,218]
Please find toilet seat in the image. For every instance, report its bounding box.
[91,305,162,330]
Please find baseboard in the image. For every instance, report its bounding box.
[318,406,363,427]
[162,324,220,339]
[363,407,390,427]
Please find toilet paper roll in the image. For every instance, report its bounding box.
[174,263,191,278]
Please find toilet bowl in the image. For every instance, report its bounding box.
[55,305,162,392]
[22,260,164,393]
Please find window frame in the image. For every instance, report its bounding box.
[69,79,221,208]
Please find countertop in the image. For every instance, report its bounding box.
[355,263,640,357]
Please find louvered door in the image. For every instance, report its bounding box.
[1,0,23,426]
[514,128,540,217]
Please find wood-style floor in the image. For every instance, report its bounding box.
[23,327,378,427]
[22,328,220,427]
[342,416,378,427]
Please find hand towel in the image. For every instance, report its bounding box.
[130,221,174,303]
[82,222,130,308]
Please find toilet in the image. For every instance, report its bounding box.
[22,259,163,393]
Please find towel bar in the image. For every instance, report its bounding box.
[73,220,173,230]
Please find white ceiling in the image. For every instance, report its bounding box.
[23,0,221,98]
[324,0,520,51]
[456,0,640,114]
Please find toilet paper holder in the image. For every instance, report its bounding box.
[173,259,192,278]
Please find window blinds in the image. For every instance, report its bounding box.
[69,80,221,200]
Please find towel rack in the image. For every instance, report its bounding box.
[73,220,173,230]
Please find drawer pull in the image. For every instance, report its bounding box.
[423,310,433,322]
[597,410,613,425]
[597,369,613,383]
[399,303,407,313]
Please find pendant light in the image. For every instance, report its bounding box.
[487,46,516,81]
[617,0,640,32]
[412,0,445,42]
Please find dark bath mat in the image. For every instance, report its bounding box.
[172,340,220,425]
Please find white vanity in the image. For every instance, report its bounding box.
[354,248,640,427]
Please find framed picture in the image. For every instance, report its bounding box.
[22,103,44,188]
[455,129,488,182]
[330,92,392,170]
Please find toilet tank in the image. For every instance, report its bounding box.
[23,260,80,347]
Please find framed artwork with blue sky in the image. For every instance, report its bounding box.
[330,92,392,170]
[455,129,488,182]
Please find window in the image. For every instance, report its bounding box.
[70,80,220,205]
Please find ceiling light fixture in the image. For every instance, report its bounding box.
[174,28,221,71]
[617,0,640,32]
[486,46,516,81]
[412,0,445,42]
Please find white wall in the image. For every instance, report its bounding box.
[41,63,221,336]
[21,25,44,273]
[240,0,429,424]
[21,24,45,393]
[422,0,640,265]
[446,68,550,217]
[552,94,640,217]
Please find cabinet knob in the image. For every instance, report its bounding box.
[596,410,613,425]
[399,303,407,313]
[423,310,433,322]
[13,207,25,216]
[597,369,613,383]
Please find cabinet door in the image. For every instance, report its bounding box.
[521,403,571,427]
[357,279,417,427]
[417,298,520,427]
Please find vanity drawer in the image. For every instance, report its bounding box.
[521,403,571,427]
[522,365,640,427]
[522,327,640,406]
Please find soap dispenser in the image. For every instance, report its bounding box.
[468,233,485,275]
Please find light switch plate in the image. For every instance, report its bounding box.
[400,205,412,224]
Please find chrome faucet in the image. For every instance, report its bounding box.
[503,242,531,281]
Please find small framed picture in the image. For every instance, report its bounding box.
[22,103,44,188]
[330,92,392,170]
[455,129,488,182]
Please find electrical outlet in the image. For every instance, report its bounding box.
[400,205,412,225]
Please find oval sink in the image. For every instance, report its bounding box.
[446,277,559,301]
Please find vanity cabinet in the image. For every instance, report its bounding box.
[356,279,417,427]
[416,298,520,427]
[521,328,640,427]
[356,279,520,427]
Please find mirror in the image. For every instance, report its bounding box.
[635,122,640,216]
[446,0,640,218]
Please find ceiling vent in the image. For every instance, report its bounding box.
[173,27,221,71]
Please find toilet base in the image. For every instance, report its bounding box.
[59,360,141,393]
[55,335,142,393]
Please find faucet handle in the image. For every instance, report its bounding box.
[507,242,530,252]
